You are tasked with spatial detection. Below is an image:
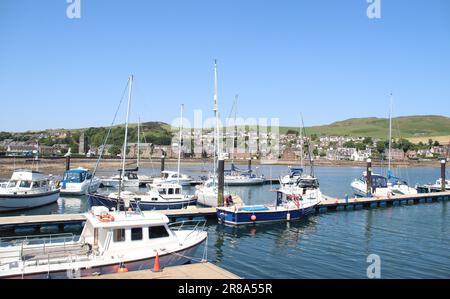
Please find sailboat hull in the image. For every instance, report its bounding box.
[88,193,197,210]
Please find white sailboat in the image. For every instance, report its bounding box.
[386,93,417,195]
[195,60,232,207]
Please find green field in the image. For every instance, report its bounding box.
[280,115,450,140]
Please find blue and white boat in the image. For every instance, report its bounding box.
[216,179,321,225]
[223,163,265,186]
[88,182,197,211]
[280,166,304,187]
[60,167,101,196]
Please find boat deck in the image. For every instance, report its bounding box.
[84,262,241,279]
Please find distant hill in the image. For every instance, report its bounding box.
[280,115,450,141]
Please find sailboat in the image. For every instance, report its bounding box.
[385,94,417,195]
[195,60,232,207]
[89,76,196,210]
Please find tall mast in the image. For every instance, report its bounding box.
[388,92,393,172]
[177,104,184,184]
[120,75,133,194]
[137,116,140,169]
[299,113,304,169]
[213,60,219,182]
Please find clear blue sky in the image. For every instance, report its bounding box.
[1,0,449,132]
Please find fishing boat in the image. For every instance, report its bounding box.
[0,206,207,279]
[0,170,60,213]
[223,163,265,186]
[216,184,320,225]
[153,171,193,186]
[60,167,101,196]
[88,182,197,210]
[351,171,391,197]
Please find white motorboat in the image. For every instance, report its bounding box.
[280,167,304,187]
[60,167,101,196]
[0,206,207,279]
[351,172,391,197]
[0,170,60,212]
[152,171,193,186]
[89,182,197,210]
[100,168,141,188]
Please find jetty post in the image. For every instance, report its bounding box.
[441,159,446,192]
[218,156,225,207]
[160,154,165,174]
[248,157,252,171]
[65,156,71,171]
[366,158,372,197]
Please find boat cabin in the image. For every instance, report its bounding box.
[0,170,53,194]
[62,168,93,183]
[82,206,173,255]
[362,174,388,189]
[147,183,184,200]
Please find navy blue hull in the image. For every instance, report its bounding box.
[216,206,316,225]
[88,194,197,211]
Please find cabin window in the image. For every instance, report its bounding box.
[168,188,174,195]
[158,188,166,195]
[31,182,40,189]
[41,180,48,188]
[148,226,169,239]
[175,188,180,194]
[19,181,31,188]
[113,229,126,242]
[7,180,18,188]
[131,228,143,241]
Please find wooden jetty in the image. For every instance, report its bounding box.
[84,262,241,279]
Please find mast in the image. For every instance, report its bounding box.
[137,116,140,169]
[213,60,219,184]
[177,104,184,184]
[299,113,304,169]
[119,75,133,197]
[388,92,393,173]
[301,114,314,177]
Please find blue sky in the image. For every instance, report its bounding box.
[0,0,449,132]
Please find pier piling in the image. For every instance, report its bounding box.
[218,157,225,207]
[65,156,71,171]
[160,154,165,174]
[441,159,446,192]
[366,158,372,197]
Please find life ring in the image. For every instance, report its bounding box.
[99,214,115,222]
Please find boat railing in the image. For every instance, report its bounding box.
[169,219,207,245]
[0,233,77,248]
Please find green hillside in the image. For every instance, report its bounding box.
[280,115,450,140]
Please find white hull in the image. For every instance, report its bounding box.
[101,179,140,188]
[224,177,265,186]
[195,188,219,207]
[153,178,192,186]
[351,180,390,198]
[0,191,60,212]
[60,179,101,196]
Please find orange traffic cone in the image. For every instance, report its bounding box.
[152,251,162,272]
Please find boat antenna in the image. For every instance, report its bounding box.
[177,104,184,185]
[118,75,133,208]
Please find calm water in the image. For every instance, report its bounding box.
[1,165,450,278]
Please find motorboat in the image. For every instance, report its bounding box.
[88,182,197,210]
[387,171,417,195]
[60,167,101,196]
[100,168,141,188]
[223,164,264,186]
[0,206,207,279]
[0,170,60,213]
[280,167,304,187]
[217,181,321,225]
[351,172,391,197]
[152,171,193,186]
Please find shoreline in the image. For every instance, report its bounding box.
[0,157,443,179]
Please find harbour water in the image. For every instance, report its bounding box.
[1,165,449,278]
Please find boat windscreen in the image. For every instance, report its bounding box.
[371,175,388,188]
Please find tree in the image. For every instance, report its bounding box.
[310,134,318,141]
[286,129,299,136]
[428,139,433,146]
[376,140,388,154]
[313,148,319,156]
[433,140,440,147]
[109,145,122,156]
[343,140,355,148]
[363,137,373,146]
[355,143,367,151]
